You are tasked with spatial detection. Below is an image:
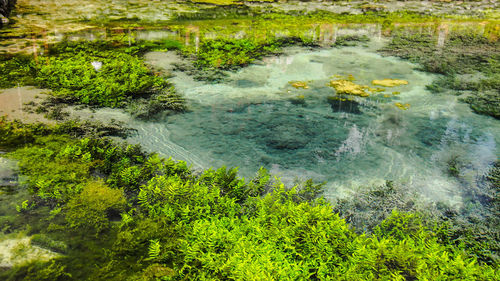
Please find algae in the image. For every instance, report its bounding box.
[372,79,409,87]
[289,81,309,89]
[395,102,411,110]
[329,79,369,97]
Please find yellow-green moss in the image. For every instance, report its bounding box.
[395,102,411,110]
[289,81,309,89]
[372,79,409,87]
[329,79,369,97]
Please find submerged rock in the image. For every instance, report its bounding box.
[0,236,59,269]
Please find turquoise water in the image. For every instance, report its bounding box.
[128,45,500,202]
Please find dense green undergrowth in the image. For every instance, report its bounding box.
[380,30,500,119]
[0,119,498,280]
[0,40,185,118]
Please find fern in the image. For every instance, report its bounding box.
[146,239,161,261]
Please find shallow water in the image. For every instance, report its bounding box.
[128,44,500,203]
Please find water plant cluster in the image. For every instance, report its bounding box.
[380,30,500,119]
[0,118,498,280]
[0,40,185,118]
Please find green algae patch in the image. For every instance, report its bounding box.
[372,79,409,87]
[329,79,369,97]
[191,0,242,5]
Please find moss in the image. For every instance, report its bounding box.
[329,79,370,97]
[372,79,409,87]
[65,181,126,233]
[395,102,411,110]
[289,81,309,89]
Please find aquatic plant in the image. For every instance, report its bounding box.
[0,40,185,115]
[372,79,409,87]
[332,35,370,47]
[289,81,309,89]
[329,79,369,97]
[395,102,410,110]
[1,121,499,279]
[65,181,126,233]
[0,55,37,89]
[185,37,283,70]
[380,31,500,118]
[36,51,168,108]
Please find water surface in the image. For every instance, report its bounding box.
[129,44,500,203]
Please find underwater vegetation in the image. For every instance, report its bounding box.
[0,40,185,118]
[394,102,411,110]
[380,30,500,119]
[372,79,409,87]
[0,2,499,280]
[0,119,499,280]
[329,79,370,97]
[289,81,310,89]
[326,74,411,111]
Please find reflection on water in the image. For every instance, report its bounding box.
[128,44,499,204]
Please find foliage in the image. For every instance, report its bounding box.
[1,40,185,115]
[1,260,71,281]
[65,181,126,233]
[0,117,45,149]
[36,50,167,108]
[9,135,91,204]
[333,35,370,47]
[185,38,282,70]
[0,54,37,89]
[1,120,499,280]
[31,234,68,253]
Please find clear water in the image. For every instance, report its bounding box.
[128,44,499,203]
